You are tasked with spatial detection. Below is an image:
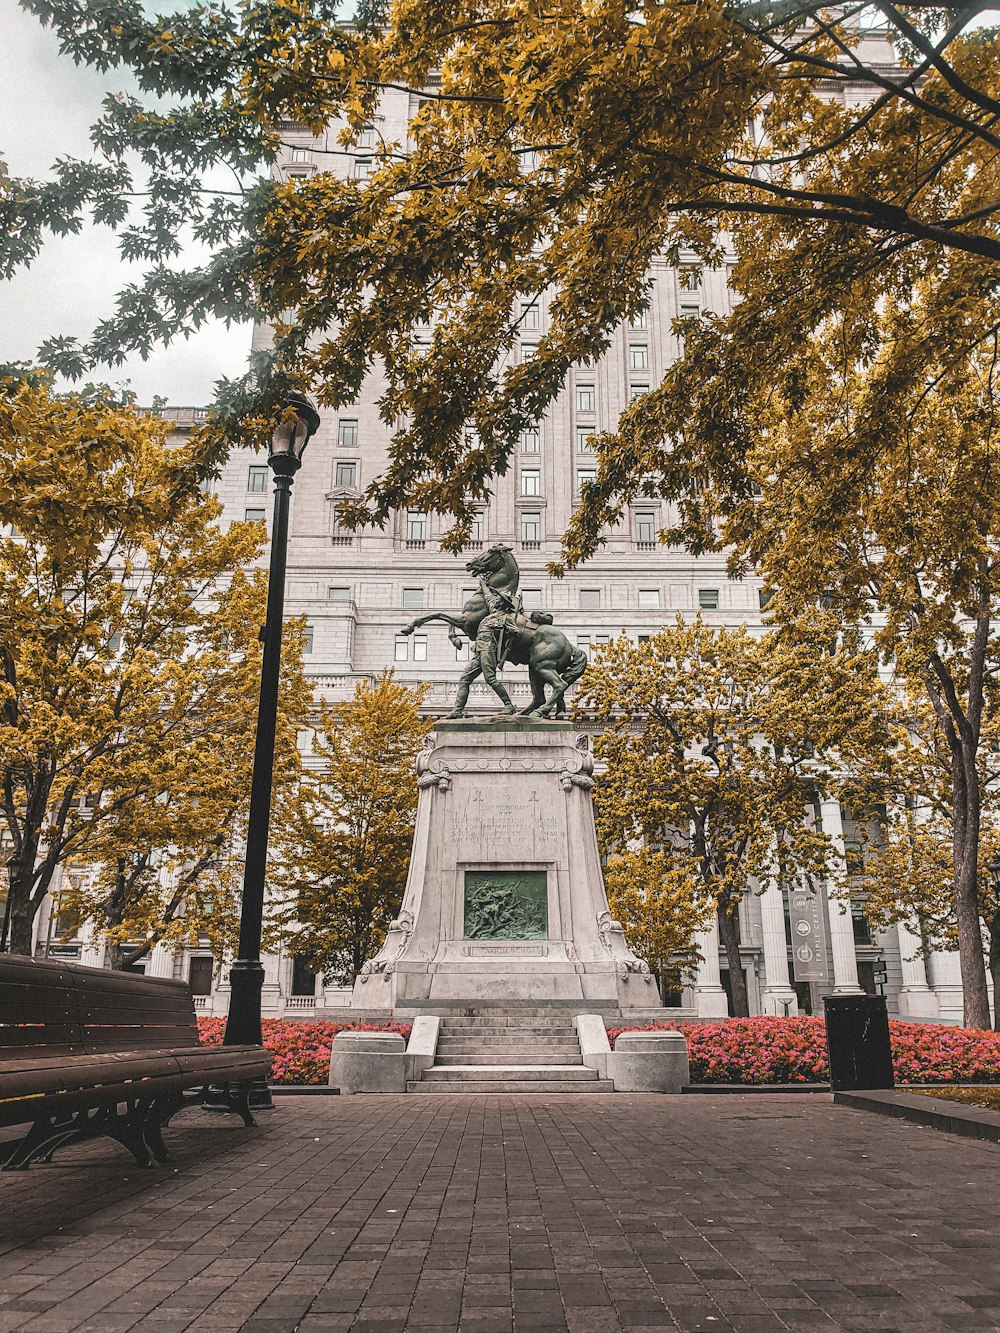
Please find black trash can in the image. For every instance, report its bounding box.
[823,995,895,1091]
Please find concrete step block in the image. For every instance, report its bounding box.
[422,1064,598,1081]
[435,1053,584,1066]
[407,1080,617,1093]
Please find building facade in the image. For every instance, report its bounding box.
[16,82,982,1026]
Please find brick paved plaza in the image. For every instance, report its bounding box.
[1,1094,998,1333]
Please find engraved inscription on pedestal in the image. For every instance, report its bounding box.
[464,871,548,940]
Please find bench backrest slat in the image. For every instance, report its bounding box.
[0,956,200,1060]
[0,959,83,1058]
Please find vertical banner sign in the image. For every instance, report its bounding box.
[789,889,831,983]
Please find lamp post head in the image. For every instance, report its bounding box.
[270,391,321,470]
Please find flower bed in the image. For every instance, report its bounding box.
[196,1015,1000,1086]
[606,1016,1000,1085]
[197,1017,412,1086]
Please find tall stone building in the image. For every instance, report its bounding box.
[25,83,976,1026]
[160,86,959,1026]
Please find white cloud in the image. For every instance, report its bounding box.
[0,4,252,407]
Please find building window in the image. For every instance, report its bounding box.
[520,511,541,543]
[353,157,374,181]
[580,589,601,610]
[679,265,702,291]
[292,147,311,163]
[335,460,357,488]
[331,505,351,541]
[629,382,649,403]
[456,640,472,662]
[576,427,595,454]
[402,587,425,609]
[576,469,596,492]
[577,633,591,648]
[851,900,872,945]
[520,342,539,362]
[291,956,317,996]
[328,586,351,602]
[395,635,408,661]
[338,419,359,448]
[520,301,540,329]
[759,588,773,610]
[413,636,428,662]
[520,469,540,496]
[302,623,314,653]
[635,511,656,545]
[520,425,540,452]
[357,124,377,150]
[629,344,649,371]
[679,302,701,320]
[188,956,214,996]
[247,465,268,492]
[522,588,542,609]
[406,511,427,541]
[638,589,660,609]
[628,310,647,329]
[470,511,485,543]
[244,508,265,523]
[699,588,720,610]
[575,384,595,412]
[595,633,611,646]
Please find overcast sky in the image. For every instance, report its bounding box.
[0,3,252,407]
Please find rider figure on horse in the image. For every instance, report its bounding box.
[449,578,523,718]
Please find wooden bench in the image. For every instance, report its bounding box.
[0,954,270,1170]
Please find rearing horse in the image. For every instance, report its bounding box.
[400,544,588,717]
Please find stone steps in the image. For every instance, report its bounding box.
[411,1011,611,1095]
[436,1035,579,1047]
[423,1064,598,1081]
[434,1052,583,1066]
[408,1079,616,1094]
[437,1023,578,1034]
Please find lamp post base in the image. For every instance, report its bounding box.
[224,959,265,1047]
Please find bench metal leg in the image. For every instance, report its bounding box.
[1,1103,158,1172]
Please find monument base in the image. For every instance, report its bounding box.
[347,720,660,1017]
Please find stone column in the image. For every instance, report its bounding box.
[895,921,939,1020]
[927,946,964,1025]
[78,921,105,970]
[818,797,863,994]
[693,913,730,1017]
[261,948,283,1017]
[145,942,175,979]
[758,874,798,1016]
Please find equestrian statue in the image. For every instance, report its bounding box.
[400,544,588,718]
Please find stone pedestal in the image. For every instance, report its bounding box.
[348,719,659,1014]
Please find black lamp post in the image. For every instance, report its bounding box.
[223,392,320,1067]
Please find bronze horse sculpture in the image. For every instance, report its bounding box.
[400,544,588,717]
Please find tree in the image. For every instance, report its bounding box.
[0,374,309,959]
[57,573,310,968]
[601,847,713,995]
[857,696,1000,1029]
[577,615,887,1015]
[3,3,997,533]
[589,210,1000,1025]
[267,672,431,984]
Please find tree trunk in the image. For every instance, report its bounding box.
[7,892,35,956]
[717,902,749,1017]
[4,858,40,956]
[952,744,992,1030]
[988,911,1000,1034]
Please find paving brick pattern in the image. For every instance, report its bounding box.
[1,1094,998,1333]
